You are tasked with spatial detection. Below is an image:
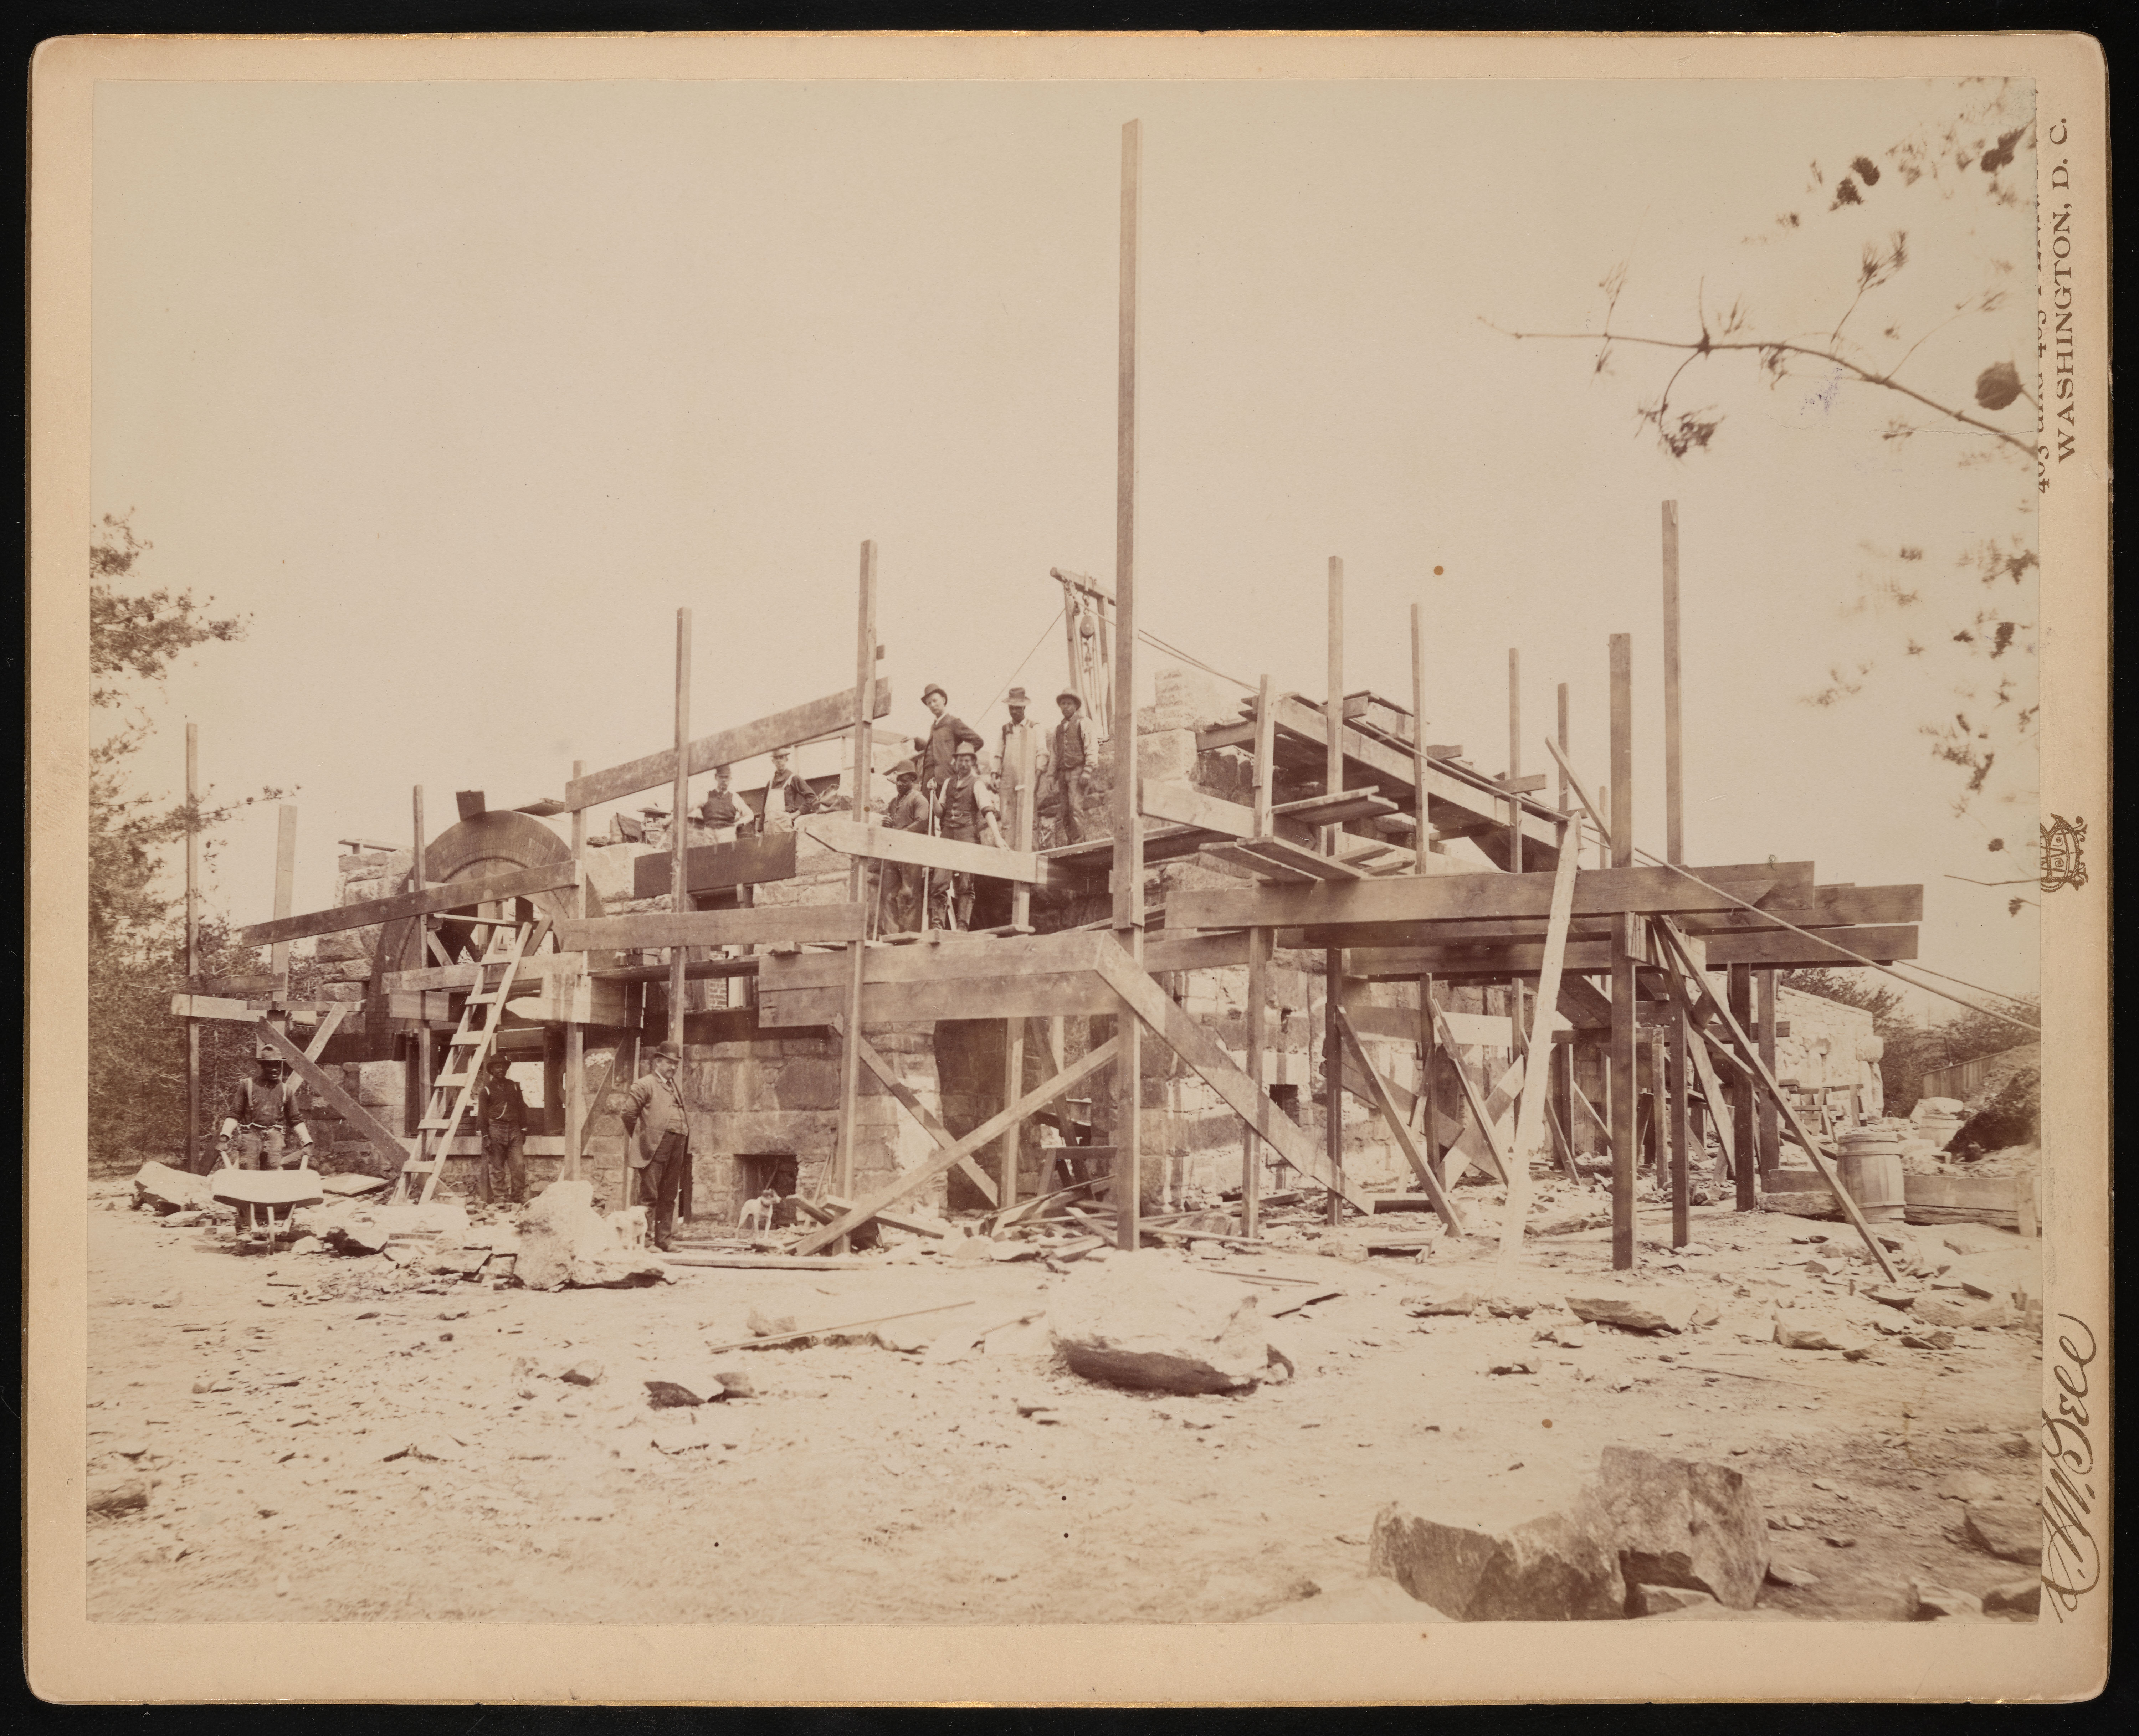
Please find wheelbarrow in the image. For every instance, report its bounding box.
[210,1146,326,1250]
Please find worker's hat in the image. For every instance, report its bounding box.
[889,757,920,781]
[255,1050,285,1068]
[1005,686,1030,706]
[952,742,978,759]
[650,1041,684,1063]
[921,683,948,704]
[1057,688,1083,707]
[485,1052,512,1071]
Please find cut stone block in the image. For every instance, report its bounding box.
[1368,1477,1625,1621]
[1594,1445,1768,1610]
[1963,1502,2043,1566]
[1564,1284,1702,1334]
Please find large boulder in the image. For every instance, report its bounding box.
[133,1161,213,1213]
[1368,1476,1625,1621]
[1048,1253,1267,1394]
[514,1181,665,1290]
[1963,1502,2043,1566]
[1593,1446,1768,1610]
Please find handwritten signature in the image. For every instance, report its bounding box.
[2040,1314,2101,1618]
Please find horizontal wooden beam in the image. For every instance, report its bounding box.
[554,905,865,952]
[1166,861,1801,934]
[1679,882,1924,934]
[384,952,588,994]
[761,927,1108,995]
[1139,780,1256,839]
[800,815,1046,885]
[1343,923,1919,979]
[567,678,893,811]
[238,863,577,948]
[632,831,799,900]
[759,969,1117,1028]
[170,995,330,1022]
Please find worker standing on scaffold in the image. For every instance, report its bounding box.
[1043,687,1099,845]
[915,683,984,805]
[881,757,930,934]
[933,742,1002,932]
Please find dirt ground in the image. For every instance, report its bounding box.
[84,1184,2046,1625]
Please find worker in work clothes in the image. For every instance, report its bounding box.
[220,1053,312,1170]
[473,1052,529,1206]
[915,684,985,803]
[759,747,819,833]
[1042,688,1100,845]
[996,685,1041,850]
[694,764,752,839]
[933,743,1002,931]
[881,757,930,934]
[622,1040,691,1252]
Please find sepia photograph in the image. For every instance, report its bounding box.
[27,30,2108,1704]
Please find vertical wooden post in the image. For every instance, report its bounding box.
[564,759,588,1181]
[1661,499,1690,1245]
[1241,673,1277,1239]
[832,544,877,1239]
[411,786,430,1141]
[184,723,200,1169]
[1507,647,1522,874]
[1555,683,1570,816]
[1000,666,1033,1212]
[1756,968,1781,1176]
[1730,962,1758,1209]
[1324,556,1345,1226]
[1412,604,1439,1178]
[1608,633,1636,1272]
[270,805,298,993]
[669,608,692,1045]
[1596,785,1610,868]
[1110,118,1144,1252]
[1661,502,1683,863]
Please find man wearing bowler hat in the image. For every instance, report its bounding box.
[914,683,984,803]
[622,1040,692,1252]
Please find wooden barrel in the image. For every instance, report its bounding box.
[1836,1130,1906,1222]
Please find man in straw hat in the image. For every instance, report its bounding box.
[622,1040,692,1252]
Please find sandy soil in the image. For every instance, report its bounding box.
[83,1188,2046,1625]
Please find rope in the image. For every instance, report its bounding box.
[1540,738,2040,1035]
[977,606,1065,720]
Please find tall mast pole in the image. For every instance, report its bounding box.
[1110,119,1144,1252]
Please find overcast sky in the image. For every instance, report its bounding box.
[91,73,2041,1008]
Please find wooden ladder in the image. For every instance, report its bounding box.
[396,914,549,1203]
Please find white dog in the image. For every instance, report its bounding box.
[605,1206,649,1251]
[736,1188,780,1235]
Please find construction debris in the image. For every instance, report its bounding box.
[1048,1254,1272,1395]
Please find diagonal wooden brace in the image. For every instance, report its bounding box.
[1333,1006,1463,1234]
[833,1019,998,1206]
[1094,939,1375,1215]
[790,1036,1123,1257]
[1651,918,1898,1283]
[253,1019,411,1172]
